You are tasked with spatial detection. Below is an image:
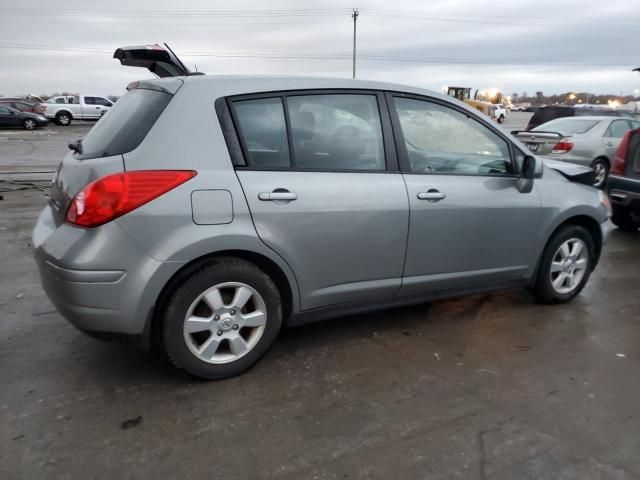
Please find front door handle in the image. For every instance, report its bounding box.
[606,141,614,147]
[417,189,446,202]
[258,189,298,202]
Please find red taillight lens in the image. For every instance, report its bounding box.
[551,140,574,154]
[610,130,634,175]
[66,170,196,228]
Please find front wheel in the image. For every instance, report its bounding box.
[162,257,282,379]
[23,119,37,130]
[533,225,595,304]
[497,114,505,124]
[591,159,609,188]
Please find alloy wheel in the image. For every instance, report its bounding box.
[549,238,589,294]
[24,119,36,130]
[183,282,267,364]
[592,162,607,187]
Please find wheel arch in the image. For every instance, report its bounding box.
[591,155,610,168]
[143,249,296,350]
[55,109,73,119]
[532,214,603,285]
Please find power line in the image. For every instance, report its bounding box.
[0,8,351,18]
[0,44,632,67]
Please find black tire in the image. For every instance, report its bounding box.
[162,257,282,379]
[55,111,72,126]
[23,119,37,130]
[498,114,505,124]
[611,206,640,232]
[533,225,596,304]
[590,158,609,189]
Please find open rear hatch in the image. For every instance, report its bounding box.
[113,43,202,78]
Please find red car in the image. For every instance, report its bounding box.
[0,98,46,114]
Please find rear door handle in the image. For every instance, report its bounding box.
[606,141,614,147]
[417,189,446,202]
[258,189,298,201]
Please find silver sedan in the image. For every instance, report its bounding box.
[514,116,640,187]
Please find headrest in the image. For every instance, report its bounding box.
[293,111,315,140]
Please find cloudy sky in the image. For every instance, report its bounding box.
[1,0,639,97]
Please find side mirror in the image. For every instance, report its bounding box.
[517,155,536,193]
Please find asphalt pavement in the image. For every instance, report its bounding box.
[2,113,640,479]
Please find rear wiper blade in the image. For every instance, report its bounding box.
[68,139,83,154]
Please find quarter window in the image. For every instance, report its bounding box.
[394,97,512,175]
[286,94,385,170]
[232,97,290,168]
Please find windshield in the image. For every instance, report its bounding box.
[76,88,172,160]
[534,117,600,134]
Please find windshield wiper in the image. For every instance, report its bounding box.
[68,139,83,155]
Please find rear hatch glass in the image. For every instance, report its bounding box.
[533,118,599,135]
[527,107,574,130]
[75,88,172,160]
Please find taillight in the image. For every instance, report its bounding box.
[65,170,196,228]
[610,129,634,175]
[551,140,574,154]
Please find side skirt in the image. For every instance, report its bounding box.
[287,277,530,326]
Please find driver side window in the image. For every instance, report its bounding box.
[394,97,512,176]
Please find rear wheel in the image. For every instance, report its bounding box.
[497,114,505,124]
[533,225,595,304]
[591,158,609,188]
[55,111,72,126]
[23,119,37,130]
[162,257,282,379]
[611,206,640,232]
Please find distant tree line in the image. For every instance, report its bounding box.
[510,91,638,106]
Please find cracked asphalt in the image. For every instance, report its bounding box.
[1,116,640,479]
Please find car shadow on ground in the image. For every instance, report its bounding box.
[73,288,534,385]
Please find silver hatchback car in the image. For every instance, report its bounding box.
[33,51,609,379]
[514,116,640,188]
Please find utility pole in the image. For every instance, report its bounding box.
[352,9,359,79]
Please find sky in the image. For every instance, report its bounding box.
[1,0,639,97]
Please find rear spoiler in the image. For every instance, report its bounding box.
[113,43,204,78]
[511,130,566,138]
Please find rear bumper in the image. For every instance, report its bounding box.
[606,175,640,211]
[32,204,185,342]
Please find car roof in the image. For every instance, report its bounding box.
[161,74,449,101]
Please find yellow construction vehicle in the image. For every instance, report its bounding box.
[446,86,503,120]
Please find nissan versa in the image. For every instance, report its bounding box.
[33,46,609,379]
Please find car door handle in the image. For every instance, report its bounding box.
[606,141,614,147]
[417,189,446,202]
[258,190,298,201]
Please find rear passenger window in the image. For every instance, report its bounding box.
[606,120,631,138]
[232,98,290,168]
[286,94,385,170]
